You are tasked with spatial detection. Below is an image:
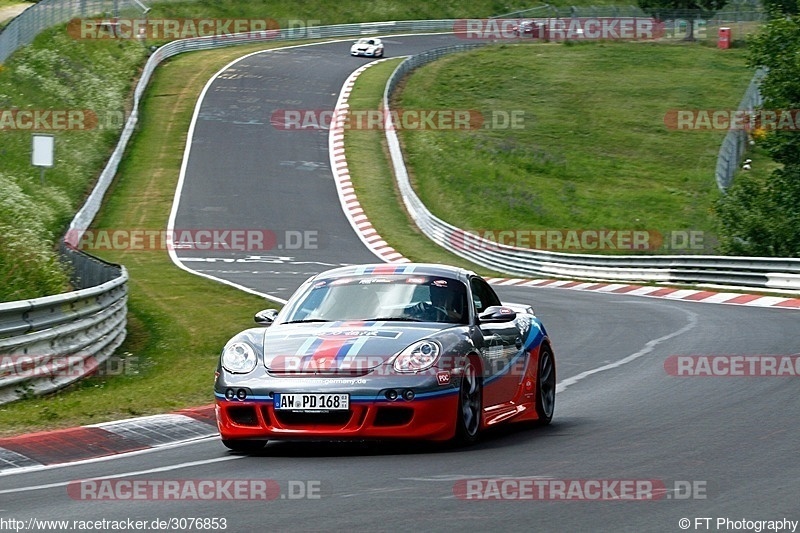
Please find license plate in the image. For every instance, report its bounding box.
[273,393,349,411]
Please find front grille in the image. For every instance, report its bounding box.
[274,410,353,427]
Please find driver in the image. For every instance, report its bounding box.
[406,284,465,323]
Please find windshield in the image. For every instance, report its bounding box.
[282,275,468,324]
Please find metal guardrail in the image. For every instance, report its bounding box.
[0,246,127,404]
[716,68,766,190]
[0,0,203,63]
[383,45,800,291]
[2,0,120,63]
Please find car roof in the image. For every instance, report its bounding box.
[312,263,475,282]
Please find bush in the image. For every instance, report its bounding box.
[0,174,71,299]
[0,27,147,301]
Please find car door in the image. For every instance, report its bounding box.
[469,276,524,406]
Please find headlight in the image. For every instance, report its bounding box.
[393,340,441,373]
[221,342,257,374]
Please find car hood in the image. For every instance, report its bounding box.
[260,321,448,374]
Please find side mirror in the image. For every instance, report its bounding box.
[478,306,517,323]
[254,308,279,326]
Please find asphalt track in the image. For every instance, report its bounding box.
[169,34,465,300]
[2,34,799,532]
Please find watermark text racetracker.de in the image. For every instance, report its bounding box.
[0,109,96,131]
[270,108,527,131]
[67,479,323,501]
[664,109,800,131]
[0,109,132,131]
[64,229,319,252]
[453,478,708,500]
[678,517,798,532]
[665,355,800,377]
[448,229,708,252]
[0,354,138,380]
[68,18,280,40]
[67,17,325,40]
[454,17,665,40]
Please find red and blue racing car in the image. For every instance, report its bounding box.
[215,263,555,451]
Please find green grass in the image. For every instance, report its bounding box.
[0,43,285,436]
[395,42,753,253]
[143,0,619,25]
[0,0,31,10]
[0,26,149,300]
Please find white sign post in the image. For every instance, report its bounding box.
[32,133,54,184]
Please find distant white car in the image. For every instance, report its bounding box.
[350,37,384,57]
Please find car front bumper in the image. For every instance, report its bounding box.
[215,371,460,442]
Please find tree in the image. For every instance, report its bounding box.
[715,14,800,257]
[762,0,799,16]
[747,15,800,166]
[715,165,800,256]
[637,0,724,40]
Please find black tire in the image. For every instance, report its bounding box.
[453,359,482,445]
[534,345,556,425]
[221,439,267,453]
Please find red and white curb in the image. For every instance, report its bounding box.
[0,406,217,473]
[488,278,800,309]
[329,58,409,264]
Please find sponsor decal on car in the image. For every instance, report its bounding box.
[313,329,402,339]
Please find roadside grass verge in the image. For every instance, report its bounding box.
[395,42,753,254]
[0,42,290,436]
[144,0,623,25]
[0,26,148,300]
[0,0,32,21]
[321,50,788,290]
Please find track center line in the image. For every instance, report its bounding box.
[556,305,699,393]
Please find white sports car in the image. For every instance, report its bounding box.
[350,37,384,57]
